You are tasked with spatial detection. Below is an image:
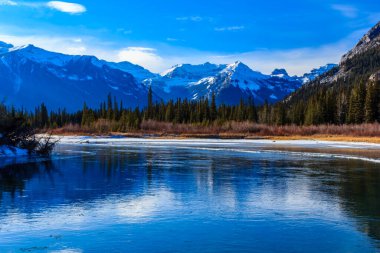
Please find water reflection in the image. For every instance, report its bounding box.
[0,161,55,200]
[0,144,379,252]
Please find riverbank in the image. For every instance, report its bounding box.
[48,122,380,144]
[54,136,380,163]
[55,135,380,152]
[48,131,380,144]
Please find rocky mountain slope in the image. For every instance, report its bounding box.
[146,61,335,105]
[0,43,150,111]
[284,21,380,125]
[0,41,335,110]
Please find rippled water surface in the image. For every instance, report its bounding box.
[0,140,379,252]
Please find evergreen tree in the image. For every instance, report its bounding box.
[365,81,379,123]
[210,92,217,122]
[107,94,113,120]
[247,96,258,122]
[147,86,153,119]
[81,102,95,127]
[348,81,366,124]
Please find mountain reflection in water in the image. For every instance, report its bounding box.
[0,144,379,252]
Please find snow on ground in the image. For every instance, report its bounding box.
[56,136,380,150]
[54,136,380,164]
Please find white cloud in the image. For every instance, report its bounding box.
[46,1,86,14]
[117,28,133,35]
[0,0,17,6]
[331,4,358,18]
[66,46,86,54]
[207,29,365,75]
[72,38,82,43]
[117,47,164,71]
[176,16,203,22]
[50,250,83,253]
[0,0,86,14]
[140,28,364,75]
[214,26,245,32]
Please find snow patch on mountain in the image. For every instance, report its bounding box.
[302,64,337,83]
[0,41,151,111]
[0,40,337,109]
[162,62,226,79]
[146,61,336,105]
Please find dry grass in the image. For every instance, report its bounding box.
[49,123,98,136]
[48,121,380,143]
[140,120,380,137]
[268,135,380,144]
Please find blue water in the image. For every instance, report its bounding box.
[0,142,379,253]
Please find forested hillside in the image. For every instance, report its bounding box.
[281,22,380,126]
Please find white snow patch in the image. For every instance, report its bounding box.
[270,94,278,100]
[109,85,120,90]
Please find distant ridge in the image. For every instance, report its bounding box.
[0,42,335,110]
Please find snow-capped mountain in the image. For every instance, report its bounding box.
[104,61,157,82]
[0,41,336,110]
[0,43,151,111]
[0,41,13,54]
[162,62,227,79]
[271,69,290,79]
[301,64,337,83]
[146,62,336,105]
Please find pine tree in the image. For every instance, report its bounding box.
[113,96,119,121]
[365,81,379,123]
[81,102,93,127]
[247,96,258,122]
[107,94,113,120]
[39,103,49,128]
[210,92,217,122]
[147,86,153,120]
[275,103,286,125]
[348,82,366,124]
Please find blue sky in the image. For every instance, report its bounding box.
[0,0,379,75]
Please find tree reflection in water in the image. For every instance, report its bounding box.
[0,146,379,247]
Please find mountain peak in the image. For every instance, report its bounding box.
[0,41,14,49]
[10,44,36,51]
[359,21,380,44]
[342,21,380,62]
[0,41,14,54]
[271,69,289,77]
[229,61,244,67]
[223,61,266,78]
[225,61,251,72]
[161,62,226,79]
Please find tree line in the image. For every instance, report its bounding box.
[1,45,379,133]
[2,73,378,135]
[21,87,259,132]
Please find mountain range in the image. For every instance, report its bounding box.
[0,41,336,111]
